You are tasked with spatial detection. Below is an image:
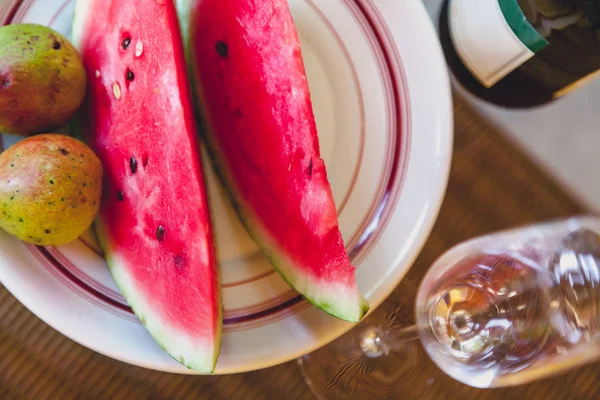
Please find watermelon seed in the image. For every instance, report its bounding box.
[307,158,313,178]
[215,41,228,58]
[49,180,54,185]
[52,40,61,50]
[1,78,9,88]
[130,156,138,174]
[113,82,121,99]
[126,68,134,81]
[135,41,143,57]
[174,254,184,268]
[142,153,149,167]
[95,70,100,78]
[44,229,50,234]
[122,37,131,50]
[117,191,124,201]
[156,226,165,241]
[60,148,69,155]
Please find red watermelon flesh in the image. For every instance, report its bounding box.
[179,0,369,322]
[72,0,221,372]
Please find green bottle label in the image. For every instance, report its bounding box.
[449,0,549,88]
[498,0,548,53]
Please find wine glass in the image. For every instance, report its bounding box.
[298,215,600,399]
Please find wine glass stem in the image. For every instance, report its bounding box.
[360,324,419,358]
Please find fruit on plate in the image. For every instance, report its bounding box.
[178,0,369,322]
[0,134,102,246]
[0,24,86,136]
[72,0,221,373]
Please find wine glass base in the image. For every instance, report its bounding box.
[296,278,439,400]
[298,323,423,399]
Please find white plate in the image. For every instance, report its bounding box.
[0,0,452,374]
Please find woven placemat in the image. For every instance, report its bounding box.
[0,95,596,400]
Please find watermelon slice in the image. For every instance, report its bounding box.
[72,0,221,372]
[178,0,369,322]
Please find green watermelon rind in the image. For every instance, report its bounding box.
[176,1,369,322]
[96,221,222,373]
[73,0,222,374]
[202,125,369,322]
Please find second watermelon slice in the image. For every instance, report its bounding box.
[179,0,369,322]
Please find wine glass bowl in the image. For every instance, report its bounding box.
[417,217,600,388]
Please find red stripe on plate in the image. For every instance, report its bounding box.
[221,269,276,289]
[2,0,24,25]
[341,0,398,260]
[0,1,12,25]
[48,247,125,302]
[347,0,412,266]
[78,236,105,258]
[48,0,72,27]
[10,0,32,24]
[37,246,133,314]
[27,244,139,322]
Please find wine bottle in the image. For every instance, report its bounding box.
[439,0,600,108]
